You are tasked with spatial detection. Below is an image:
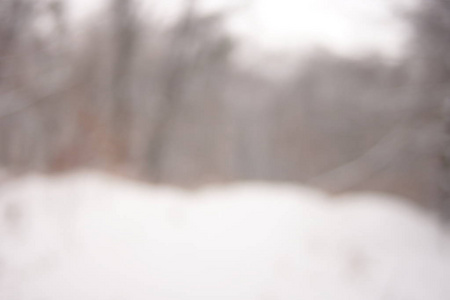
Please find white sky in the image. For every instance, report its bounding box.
[227,0,412,55]
[66,0,416,68]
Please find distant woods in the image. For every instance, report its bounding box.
[410,0,450,218]
[0,0,448,206]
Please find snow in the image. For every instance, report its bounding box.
[0,171,449,300]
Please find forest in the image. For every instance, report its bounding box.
[0,0,449,209]
[3,1,450,299]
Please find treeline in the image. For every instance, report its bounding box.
[0,0,447,206]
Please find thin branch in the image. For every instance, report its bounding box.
[0,83,78,121]
[307,124,408,193]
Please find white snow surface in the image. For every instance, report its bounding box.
[0,171,449,300]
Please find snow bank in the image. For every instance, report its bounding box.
[0,171,449,300]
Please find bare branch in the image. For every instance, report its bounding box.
[0,83,78,121]
[307,124,408,193]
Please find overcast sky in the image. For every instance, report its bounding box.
[67,0,416,74]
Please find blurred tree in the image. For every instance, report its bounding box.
[1,0,443,208]
[0,0,34,170]
[110,0,139,165]
[410,0,450,220]
[273,51,414,194]
[146,0,235,183]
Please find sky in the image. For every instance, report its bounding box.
[212,0,413,56]
[66,0,417,74]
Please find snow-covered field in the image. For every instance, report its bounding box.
[0,171,449,300]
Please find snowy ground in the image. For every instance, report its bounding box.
[0,171,449,300]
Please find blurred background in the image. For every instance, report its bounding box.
[0,0,449,209]
[4,1,450,299]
